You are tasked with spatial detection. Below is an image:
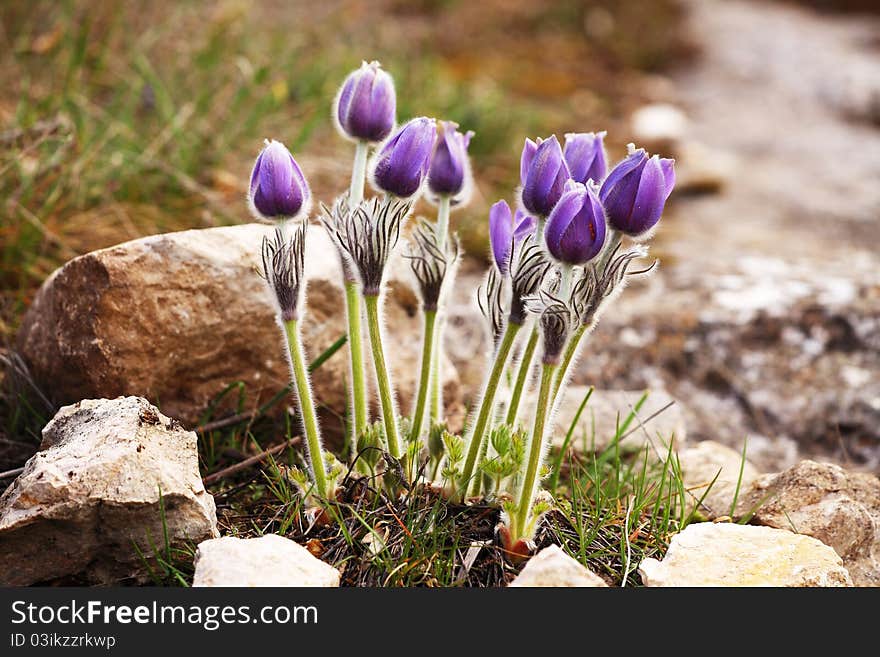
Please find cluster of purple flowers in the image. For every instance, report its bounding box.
[490,132,675,278]
[246,58,676,552]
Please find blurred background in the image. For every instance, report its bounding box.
[2,0,879,471]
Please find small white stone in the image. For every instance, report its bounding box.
[638,522,852,587]
[631,103,688,143]
[193,534,340,587]
[510,545,608,587]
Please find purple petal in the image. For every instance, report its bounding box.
[489,200,513,275]
[520,138,538,186]
[544,183,606,264]
[564,132,607,185]
[428,120,471,197]
[660,157,676,199]
[544,186,584,261]
[336,62,396,142]
[628,156,667,234]
[522,135,571,217]
[372,117,437,198]
[513,209,537,243]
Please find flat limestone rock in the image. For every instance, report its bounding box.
[0,397,218,585]
[678,440,760,519]
[510,545,608,587]
[192,534,340,587]
[639,522,852,587]
[16,224,461,441]
[737,460,880,587]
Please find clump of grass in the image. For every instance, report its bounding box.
[207,392,702,587]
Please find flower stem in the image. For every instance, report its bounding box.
[349,140,369,206]
[552,322,588,402]
[435,195,451,253]
[429,195,452,423]
[513,362,556,542]
[458,320,522,498]
[363,293,402,459]
[283,319,328,499]
[344,280,369,448]
[505,326,539,426]
[410,309,437,444]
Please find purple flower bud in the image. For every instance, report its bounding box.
[563,131,607,184]
[335,61,396,143]
[544,180,607,266]
[248,139,310,221]
[489,201,537,276]
[428,120,474,201]
[599,145,675,237]
[520,135,571,218]
[371,117,437,198]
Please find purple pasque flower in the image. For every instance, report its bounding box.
[544,180,607,266]
[599,144,675,237]
[563,131,607,185]
[489,200,537,276]
[428,120,474,202]
[520,135,571,218]
[248,139,310,221]
[371,117,437,198]
[335,61,396,143]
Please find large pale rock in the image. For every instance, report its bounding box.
[678,440,760,519]
[639,522,852,587]
[193,534,340,587]
[0,397,218,585]
[551,387,685,455]
[737,460,880,587]
[509,545,607,587]
[16,224,461,439]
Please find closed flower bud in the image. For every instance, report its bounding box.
[599,144,675,237]
[563,131,607,184]
[428,120,474,203]
[248,140,311,221]
[520,135,571,218]
[334,61,396,143]
[489,200,537,276]
[371,117,437,198]
[544,180,607,266]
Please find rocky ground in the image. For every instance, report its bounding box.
[1,0,878,587]
[449,0,880,473]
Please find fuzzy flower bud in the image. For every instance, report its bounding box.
[599,144,675,237]
[520,135,571,218]
[427,120,474,203]
[563,131,607,184]
[544,180,607,266]
[488,200,537,276]
[335,61,396,143]
[260,221,307,322]
[248,140,311,221]
[371,117,437,198]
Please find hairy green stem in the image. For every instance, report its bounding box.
[458,320,522,498]
[349,140,369,206]
[344,281,369,448]
[410,309,437,444]
[363,293,402,459]
[513,362,556,542]
[505,327,539,426]
[552,322,588,402]
[283,319,328,498]
[429,195,452,423]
